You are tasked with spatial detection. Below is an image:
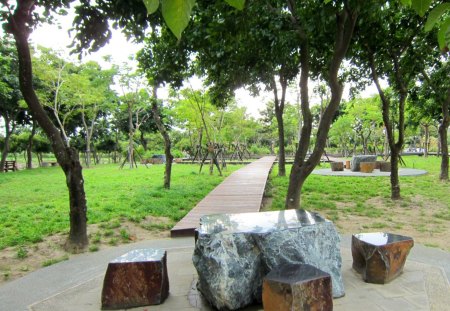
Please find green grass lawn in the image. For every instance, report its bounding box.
[269,156,449,215]
[0,163,240,249]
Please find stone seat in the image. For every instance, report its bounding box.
[360,162,376,173]
[330,161,344,171]
[351,232,414,284]
[263,263,333,311]
[101,248,169,310]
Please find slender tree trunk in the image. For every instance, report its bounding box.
[439,89,449,181]
[8,1,88,250]
[272,75,287,177]
[127,102,134,168]
[152,86,173,189]
[423,124,429,157]
[26,119,36,169]
[369,52,405,200]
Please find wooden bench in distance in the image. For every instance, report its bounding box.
[4,160,18,172]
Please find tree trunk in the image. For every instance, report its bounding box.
[127,103,134,168]
[423,124,429,157]
[140,131,148,151]
[439,89,449,181]
[8,1,88,250]
[152,86,173,189]
[272,75,287,177]
[0,118,12,173]
[390,147,401,199]
[26,119,36,169]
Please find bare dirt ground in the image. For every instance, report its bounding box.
[0,216,171,286]
[332,195,450,251]
[262,194,450,250]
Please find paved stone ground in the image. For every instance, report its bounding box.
[1,235,447,311]
[312,168,428,177]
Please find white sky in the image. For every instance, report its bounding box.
[2,6,381,121]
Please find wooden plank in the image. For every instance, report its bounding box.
[170,156,276,237]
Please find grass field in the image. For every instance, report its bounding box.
[266,156,450,250]
[0,163,240,250]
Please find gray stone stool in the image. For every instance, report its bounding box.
[263,263,333,311]
[101,248,169,310]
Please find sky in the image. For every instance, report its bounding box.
[4,5,381,121]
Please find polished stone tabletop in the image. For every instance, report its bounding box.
[111,248,165,263]
[352,232,413,246]
[197,209,327,235]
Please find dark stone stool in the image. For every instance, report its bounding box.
[331,162,344,171]
[262,263,333,311]
[352,232,414,284]
[101,248,169,310]
[379,161,391,172]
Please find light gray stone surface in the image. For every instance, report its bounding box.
[192,210,344,310]
[351,155,377,171]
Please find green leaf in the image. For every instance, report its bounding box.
[143,0,160,14]
[411,0,432,17]
[437,17,450,50]
[399,0,412,6]
[224,0,245,10]
[425,3,450,31]
[324,0,332,3]
[161,0,196,39]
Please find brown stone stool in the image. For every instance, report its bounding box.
[352,232,414,284]
[263,263,333,311]
[360,162,376,173]
[101,248,169,310]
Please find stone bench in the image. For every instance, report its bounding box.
[101,248,169,310]
[193,209,344,310]
[351,232,414,284]
[263,263,332,311]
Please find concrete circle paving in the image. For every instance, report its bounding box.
[3,235,447,311]
[312,168,427,177]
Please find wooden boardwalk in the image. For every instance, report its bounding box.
[170,156,276,237]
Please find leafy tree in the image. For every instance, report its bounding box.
[409,61,449,180]
[138,25,190,188]
[354,2,438,199]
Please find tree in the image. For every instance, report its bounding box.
[0,35,27,172]
[409,61,449,180]
[138,25,190,188]
[2,0,88,250]
[69,61,116,167]
[284,0,360,209]
[354,2,438,199]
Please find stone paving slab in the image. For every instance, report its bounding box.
[312,168,428,177]
[24,237,450,311]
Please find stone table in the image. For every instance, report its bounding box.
[101,248,169,310]
[193,209,344,310]
[352,232,414,284]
